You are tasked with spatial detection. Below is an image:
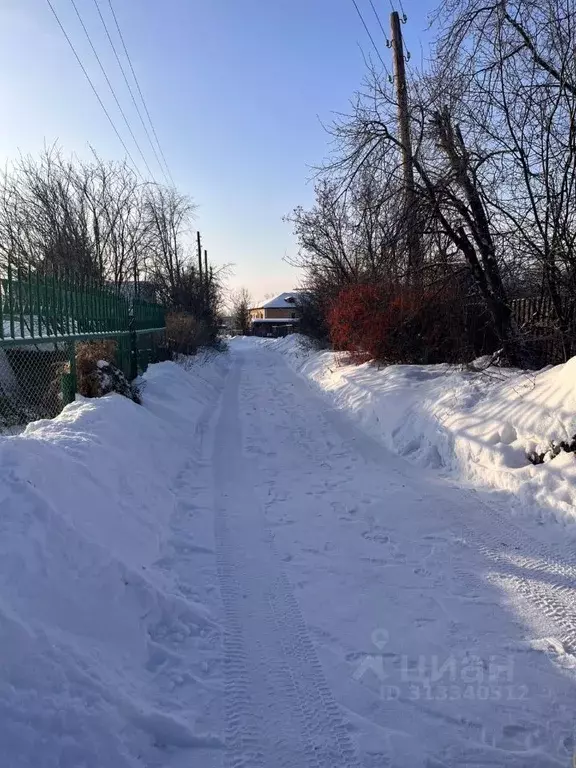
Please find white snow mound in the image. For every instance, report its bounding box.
[268,335,576,529]
[0,352,228,767]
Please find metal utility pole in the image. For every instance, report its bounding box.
[390,10,421,286]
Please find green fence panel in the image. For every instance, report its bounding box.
[0,259,166,433]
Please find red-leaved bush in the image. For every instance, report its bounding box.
[329,284,387,363]
[328,283,462,365]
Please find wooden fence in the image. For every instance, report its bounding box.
[463,295,576,366]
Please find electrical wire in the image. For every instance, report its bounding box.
[387,0,411,60]
[350,0,387,69]
[389,0,408,22]
[368,0,388,41]
[68,0,156,181]
[106,0,175,187]
[92,0,172,186]
[45,0,144,180]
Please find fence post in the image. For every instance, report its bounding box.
[129,333,137,379]
[140,350,148,373]
[129,309,138,380]
[61,340,77,405]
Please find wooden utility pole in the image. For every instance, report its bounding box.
[196,231,203,283]
[204,249,210,309]
[390,11,421,286]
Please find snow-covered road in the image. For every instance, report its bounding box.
[187,339,575,767]
[6,340,574,767]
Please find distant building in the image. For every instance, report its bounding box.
[249,292,302,337]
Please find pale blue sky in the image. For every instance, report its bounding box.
[0,0,435,300]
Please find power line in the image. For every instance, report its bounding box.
[387,0,408,22]
[68,0,157,181]
[350,0,387,69]
[45,0,144,180]
[91,0,172,187]
[368,0,388,41]
[106,0,176,187]
[106,0,174,186]
[386,0,411,61]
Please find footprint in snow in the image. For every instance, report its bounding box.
[361,530,391,544]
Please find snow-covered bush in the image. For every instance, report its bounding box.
[527,435,576,465]
[75,340,141,403]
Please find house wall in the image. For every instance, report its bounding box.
[250,309,265,320]
[264,307,298,319]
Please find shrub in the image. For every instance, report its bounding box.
[297,291,331,345]
[328,284,387,363]
[328,283,466,365]
[75,340,141,403]
[53,340,141,405]
[165,312,205,356]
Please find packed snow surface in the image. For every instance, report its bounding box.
[1,338,576,766]
[269,334,576,530]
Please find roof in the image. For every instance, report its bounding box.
[252,292,303,310]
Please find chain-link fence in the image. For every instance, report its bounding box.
[0,263,167,434]
[0,342,69,433]
[0,332,170,434]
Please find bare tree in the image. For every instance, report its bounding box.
[231,288,252,335]
[434,0,576,358]
[0,148,151,284]
[144,185,195,305]
[288,0,576,365]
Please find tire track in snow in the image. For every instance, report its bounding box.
[457,511,576,655]
[254,344,576,669]
[421,481,576,656]
[213,356,361,768]
[280,343,576,658]
[226,342,576,765]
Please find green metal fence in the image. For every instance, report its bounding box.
[0,264,167,433]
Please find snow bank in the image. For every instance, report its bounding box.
[269,335,576,529]
[0,351,228,767]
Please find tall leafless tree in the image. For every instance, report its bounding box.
[231,287,252,335]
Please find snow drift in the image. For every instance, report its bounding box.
[268,335,576,529]
[0,352,228,767]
